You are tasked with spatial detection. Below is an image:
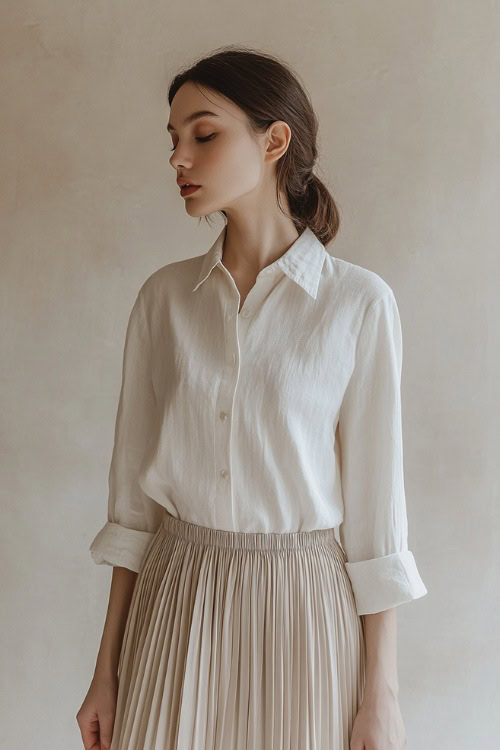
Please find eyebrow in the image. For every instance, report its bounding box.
[167,110,221,132]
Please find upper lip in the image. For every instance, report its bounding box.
[177,177,200,187]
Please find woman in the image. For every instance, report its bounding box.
[77,45,427,750]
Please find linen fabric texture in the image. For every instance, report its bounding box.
[89,225,428,616]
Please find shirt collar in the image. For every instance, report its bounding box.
[191,225,327,299]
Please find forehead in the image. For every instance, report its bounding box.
[167,83,242,132]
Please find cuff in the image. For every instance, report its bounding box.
[89,521,156,573]
[344,549,428,615]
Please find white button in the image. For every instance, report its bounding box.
[220,469,229,479]
[241,309,251,318]
[219,411,228,421]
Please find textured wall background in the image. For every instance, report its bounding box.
[1,1,499,747]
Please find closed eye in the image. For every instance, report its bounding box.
[170,134,216,152]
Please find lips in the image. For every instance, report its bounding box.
[180,184,201,197]
[177,179,200,187]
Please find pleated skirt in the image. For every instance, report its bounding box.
[110,510,366,750]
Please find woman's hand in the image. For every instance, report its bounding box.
[350,686,407,750]
[76,672,118,750]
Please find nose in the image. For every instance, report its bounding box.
[169,147,193,171]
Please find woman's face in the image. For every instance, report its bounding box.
[168,81,288,218]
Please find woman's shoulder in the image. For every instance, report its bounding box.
[135,251,205,305]
[322,251,396,312]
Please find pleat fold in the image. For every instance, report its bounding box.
[110,512,366,750]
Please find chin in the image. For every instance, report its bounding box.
[185,196,222,217]
[184,203,206,217]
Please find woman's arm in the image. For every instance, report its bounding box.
[350,607,407,749]
[93,566,138,679]
[76,567,138,750]
[362,607,399,698]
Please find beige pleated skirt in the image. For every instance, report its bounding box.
[110,510,366,750]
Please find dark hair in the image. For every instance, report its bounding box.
[167,45,341,247]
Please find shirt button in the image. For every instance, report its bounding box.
[220,469,229,479]
[241,309,251,318]
[219,411,228,421]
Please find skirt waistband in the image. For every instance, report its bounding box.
[162,510,346,555]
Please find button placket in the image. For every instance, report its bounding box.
[212,296,240,526]
[212,269,279,527]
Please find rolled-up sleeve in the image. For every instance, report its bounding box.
[89,286,164,573]
[337,290,428,615]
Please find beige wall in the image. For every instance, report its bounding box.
[2,2,499,748]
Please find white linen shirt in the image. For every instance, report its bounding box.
[89,225,428,615]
